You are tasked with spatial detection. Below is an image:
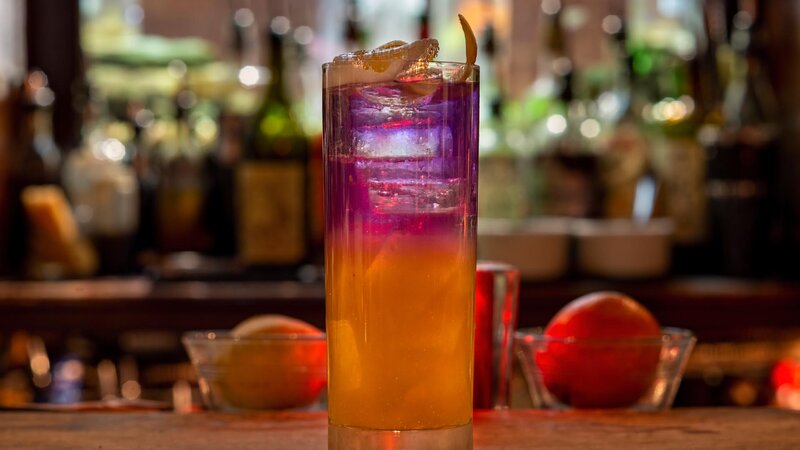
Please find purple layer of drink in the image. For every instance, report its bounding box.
[324,63,479,430]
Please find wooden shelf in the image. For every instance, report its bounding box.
[0,277,799,341]
[516,278,800,341]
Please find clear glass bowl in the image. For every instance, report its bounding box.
[182,331,327,411]
[515,327,696,410]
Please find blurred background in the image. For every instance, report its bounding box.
[1,0,800,411]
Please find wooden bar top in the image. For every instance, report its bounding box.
[1,408,798,449]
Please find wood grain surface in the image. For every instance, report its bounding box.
[1,408,799,449]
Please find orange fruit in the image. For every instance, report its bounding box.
[538,292,662,408]
[218,315,326,410]
[232,314,323,338]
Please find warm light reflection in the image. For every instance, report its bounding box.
[167,59,187,79]
[662,100,686,121]
[579,118,601,138]
[233,8,254,28]
[122,380,142,400]
[546,114,567,135]
[542,0,562,15]
[270,16,291,35]
[482,128,498,150]
[238,65,261,87]
[30,354,49,375]
[505,129,526,151]
[61,360,84,381]
[649,97,696,123]
[294,26,314,46]
[195,116,218,144]
[602,15,622,34]
[772,358,800,410]
[93,139,126,162]
[597,91,621,119]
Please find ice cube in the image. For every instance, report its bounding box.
[395,69,443,101]
[367,179,465,214]
[356,80,441,108]
[396,63,442,84]
[355,125,448,159]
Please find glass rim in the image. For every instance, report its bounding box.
[322,60,479,70]
[514,327,696,346]
[182,330,326,343]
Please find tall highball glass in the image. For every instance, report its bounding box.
[324,60,479,448]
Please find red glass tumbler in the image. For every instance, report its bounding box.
[474,261,520,409]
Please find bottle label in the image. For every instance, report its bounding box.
[237,161,305,264]
[652,136,707,244]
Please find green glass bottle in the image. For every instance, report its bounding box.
[237,18,310,278]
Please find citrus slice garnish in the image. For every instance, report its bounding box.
[375,40,408,50]
[333,38,439,73]
[328,38,439,88]
[458,14,477,80]
[327,16,476,88]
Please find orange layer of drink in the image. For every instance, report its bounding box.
[327,233,475,429]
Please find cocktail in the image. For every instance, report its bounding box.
[323,26,479,448]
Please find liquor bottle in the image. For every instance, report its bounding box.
[62,90,137,275]
[674,0,729,274]
[531,5,604,219]
[504,0,570,154]
[629,0,709,248]
[697,0,728,122]
[230,8,258,73]
[16,71,60,183]
[0,332,34,406]
[155,89,211,254]
[237,19,310,278]
[7,70,62,276]
[601,15,658,220]
[1,334,53,406]
[203,8,260,258]
[128,98,158,262]
[706,5,779,276]
[0,78,15,276]
[538,71,605,218]
[204,113,240,258]
[478,25,528,220]
[417,0,431,40]
[524,1,579,216]
[290,28,325,273]
[479,100,528,220]
[477,24,500,127]
[519,0,574,128]
[344,0,366,51]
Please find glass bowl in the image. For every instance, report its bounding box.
[182,331,327,411]
[515,327,696,410]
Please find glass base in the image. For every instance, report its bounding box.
[328,422,473,450]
